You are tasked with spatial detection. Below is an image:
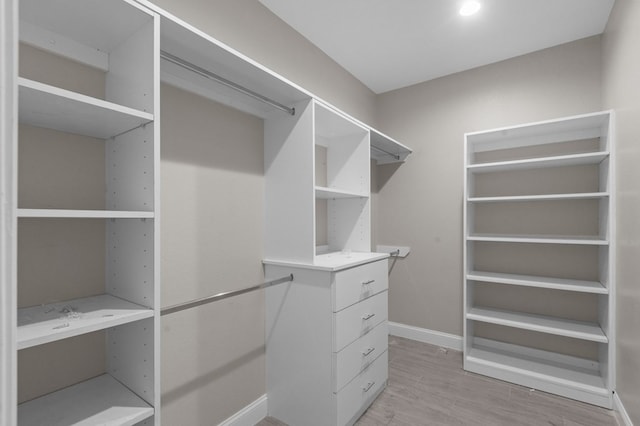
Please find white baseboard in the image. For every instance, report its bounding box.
[388,321,462,351]
[218,394,268,426]
[614,392,634,426]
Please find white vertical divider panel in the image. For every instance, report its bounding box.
[150,11,161,425]
[106,125,155,212]
[106,218,155,308]
[107,317,155,406]
[326,132,369,195]
[264,99,315,263]
[604,112,616,395]
[0,0,17,423]
[462,134,473,359]
[328,198,370,253]
[105,11,156,113]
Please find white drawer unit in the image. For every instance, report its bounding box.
[333,259,388,311]
[335,350,388,426]
[333,321,388,392]
[265,254,389,426]
[334,291,388,352]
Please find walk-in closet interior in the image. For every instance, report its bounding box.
[1,0,639,425]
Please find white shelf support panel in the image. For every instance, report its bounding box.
[467,271,608,294]
[467,151,609,174]
[315,186,368,199]
[468,192,609,203]
[467,234,608,245]
[17,374,154,426]
[17,294,154,350]
[370,129,412,164]
[18,78,154,140]
[465,339,611,408]
[467,307,608,343]
[17,209,155,219]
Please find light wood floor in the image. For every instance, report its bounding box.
[258,336,621,426]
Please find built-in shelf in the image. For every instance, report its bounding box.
[370,129,412,165]
[468,192,609,203]
[467,271,608,294]
[467,234,608,245]
[17,294,153,350]
[17,374,154,426]
[467,151,609,174]
[17,209,154,219]
[315,186,368,199]
[467,307,608,343]
[466,340,608,395]
[18,78,154,140]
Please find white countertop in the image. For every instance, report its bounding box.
[263,251,389,271]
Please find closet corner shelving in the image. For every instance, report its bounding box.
[463,110,615,408]
[12,0,160,424]
[264,99,374,266]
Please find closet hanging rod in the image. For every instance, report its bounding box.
[160,50,296,116]
[161,273,294,316]
[371,144,400,160]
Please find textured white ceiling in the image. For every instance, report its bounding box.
[259,0,615,94]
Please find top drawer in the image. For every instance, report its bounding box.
[333,259,388,312]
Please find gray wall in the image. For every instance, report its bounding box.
[602,0,640,422]
[375,36,603,336]
[160,84,266,424]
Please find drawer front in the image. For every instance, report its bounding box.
[333,321,388,392]
[334,291,387,352]
[335,350,388,426]
[333,260,388,312]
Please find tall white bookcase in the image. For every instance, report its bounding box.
[463,111,615,408]
[9,0,161,424]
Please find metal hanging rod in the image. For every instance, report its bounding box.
[371,144,400,160]
[161,273,294,316]
[160,50,296,116]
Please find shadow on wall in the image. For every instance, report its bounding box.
[374,162,402,193]
[160,83,264,175]
[162,344,265,406]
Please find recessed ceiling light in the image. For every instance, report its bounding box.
[459,1,481,16]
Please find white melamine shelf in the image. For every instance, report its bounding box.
[466,342,607,393]
[17,209,154,219]
[467,152,609,174]
[17,374,154,426]
[468,192,608,203]
[315,186,368,199]
[370,129,412,164]
[467,234,608,245]
[467,271,608,294]
[18,78,154,139]
[17,294,154,350]
[467,307,608,343]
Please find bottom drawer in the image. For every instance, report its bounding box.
[335,350,388,426]
[333,321,388,392]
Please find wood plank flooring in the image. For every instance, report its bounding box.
[258,336,621,426]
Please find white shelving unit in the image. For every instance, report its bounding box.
[463,111,615,408]
[264,99,373,265]
[9,0,160,424]
[2,0,412,424]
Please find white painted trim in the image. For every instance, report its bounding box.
[218,394,268,426]
[614,392,634,426]
[0,0,17,424]
[388,322,462,351]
